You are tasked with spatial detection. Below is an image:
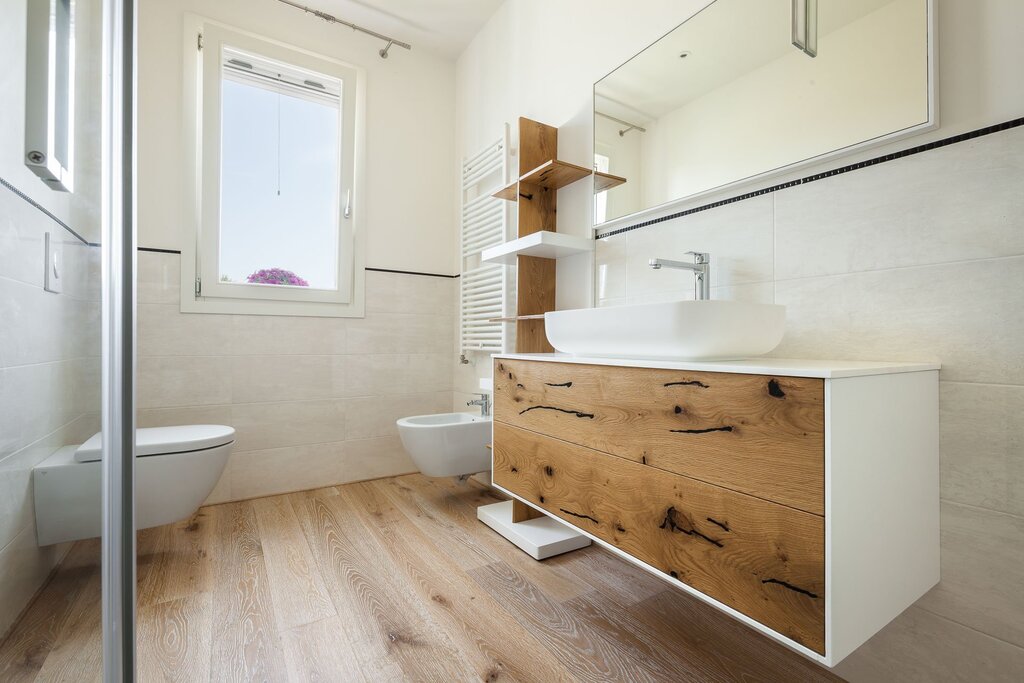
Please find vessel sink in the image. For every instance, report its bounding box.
[544,300,785,361]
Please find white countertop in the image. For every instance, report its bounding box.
[493,353,940,379]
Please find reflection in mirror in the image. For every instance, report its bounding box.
[594,0,933,226]
[25,0,76,191]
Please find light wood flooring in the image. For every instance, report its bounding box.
[0,475,842,682]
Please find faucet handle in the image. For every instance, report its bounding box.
[685,251,710,264]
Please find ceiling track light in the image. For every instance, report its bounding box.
[276,0,412,60]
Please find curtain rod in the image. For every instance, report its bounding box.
[276,0,412,58]
[596,111,647,136]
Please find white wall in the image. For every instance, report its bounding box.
[138,0,458,275]
[455,0,1024,676]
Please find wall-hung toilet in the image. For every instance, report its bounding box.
[33,425,234,546]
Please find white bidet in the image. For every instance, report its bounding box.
[396,412,491,477]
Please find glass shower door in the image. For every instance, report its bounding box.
[0,0,136,679]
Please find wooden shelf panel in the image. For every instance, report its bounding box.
[488,314,546,323]
[521,160,592,191]
[594,171,627,193]
[481,231,595,266]
[493,181,518,201]
[492,159,596,202]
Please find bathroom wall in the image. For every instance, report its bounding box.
[137,252,454,502]
[133,0,460,500]
[455,0,1024,677]
[0,187,99,638]
[0,0,103,639]
[137,0,458,274]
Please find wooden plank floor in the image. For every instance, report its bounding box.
[0,475,843,682]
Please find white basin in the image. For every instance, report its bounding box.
[544,300,785,361]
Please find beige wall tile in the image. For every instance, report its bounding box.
[136,356,232,409]
[0,524,67,638]
[229,355,343,404]
[621,194,774,302]
[343,392,452,441]
[940,382,1024,516]
[834,606,1024,683]
[776,126,1024,281]
[137,404,233,429]
[341,353,452,397]
[229,400,347,452]
[229,314,347,356]
[227,437,416,501]
[365,270,456,315]
[773,257,1024,384]
[137,250,180,304]
[916,503,1024,648]
[137,304,233,357]
[346,312,455,355]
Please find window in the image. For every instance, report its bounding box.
[182,17,365,316]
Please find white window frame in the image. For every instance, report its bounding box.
[180,15,366,317]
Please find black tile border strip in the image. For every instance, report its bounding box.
[131,250,460,279]
[0,175,92,246]
[366,266,459,279]
[595,116,1024,240]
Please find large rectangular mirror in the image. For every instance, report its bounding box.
[594,0,935,227]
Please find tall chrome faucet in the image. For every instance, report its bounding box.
[649,252,711,300]
[466,392,491,417]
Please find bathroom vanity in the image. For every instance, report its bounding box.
[491,354,939,666]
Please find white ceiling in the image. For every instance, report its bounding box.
[310,0,505,58]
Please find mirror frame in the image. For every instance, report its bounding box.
[592,0,937,232]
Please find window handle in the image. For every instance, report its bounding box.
[344,189,352,219]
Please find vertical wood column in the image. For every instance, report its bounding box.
[511,118,559,521]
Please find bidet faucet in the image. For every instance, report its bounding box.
[649,252,711,300]
[467,392,491,417]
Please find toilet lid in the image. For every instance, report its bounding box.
[74,425,236,463]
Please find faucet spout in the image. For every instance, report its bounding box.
[649,252,711,300]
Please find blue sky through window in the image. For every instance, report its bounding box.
[219,76,340,289]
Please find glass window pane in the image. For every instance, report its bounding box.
[218,60,341,290]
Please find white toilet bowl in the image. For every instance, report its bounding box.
[396,412,491,477]
[33,424,234,546]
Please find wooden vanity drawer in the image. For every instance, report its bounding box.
[494,359,825,515]
[492,422,826,654]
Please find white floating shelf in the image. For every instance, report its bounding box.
[480,231,594,265]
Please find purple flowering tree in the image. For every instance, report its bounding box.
[246,268,309,287]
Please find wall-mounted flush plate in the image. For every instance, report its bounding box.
[44,232,63,293]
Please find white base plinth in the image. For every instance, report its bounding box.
[477,500,591,560]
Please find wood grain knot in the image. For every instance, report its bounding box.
[519,405,595,419]
[559,508,600,525]
[659,507,724,548]
[664,380,710,389]
[669,426,734,435]
[761,578,818,599]
[767,379,786,398]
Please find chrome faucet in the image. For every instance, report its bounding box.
[467,392,491,417]
[649,252,711,300]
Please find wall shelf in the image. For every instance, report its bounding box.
[481,231,595,266]
[594,171,627,193]
[487,314,546,323]
[493,160,594,201]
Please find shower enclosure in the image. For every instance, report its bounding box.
[0,0,136,679]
